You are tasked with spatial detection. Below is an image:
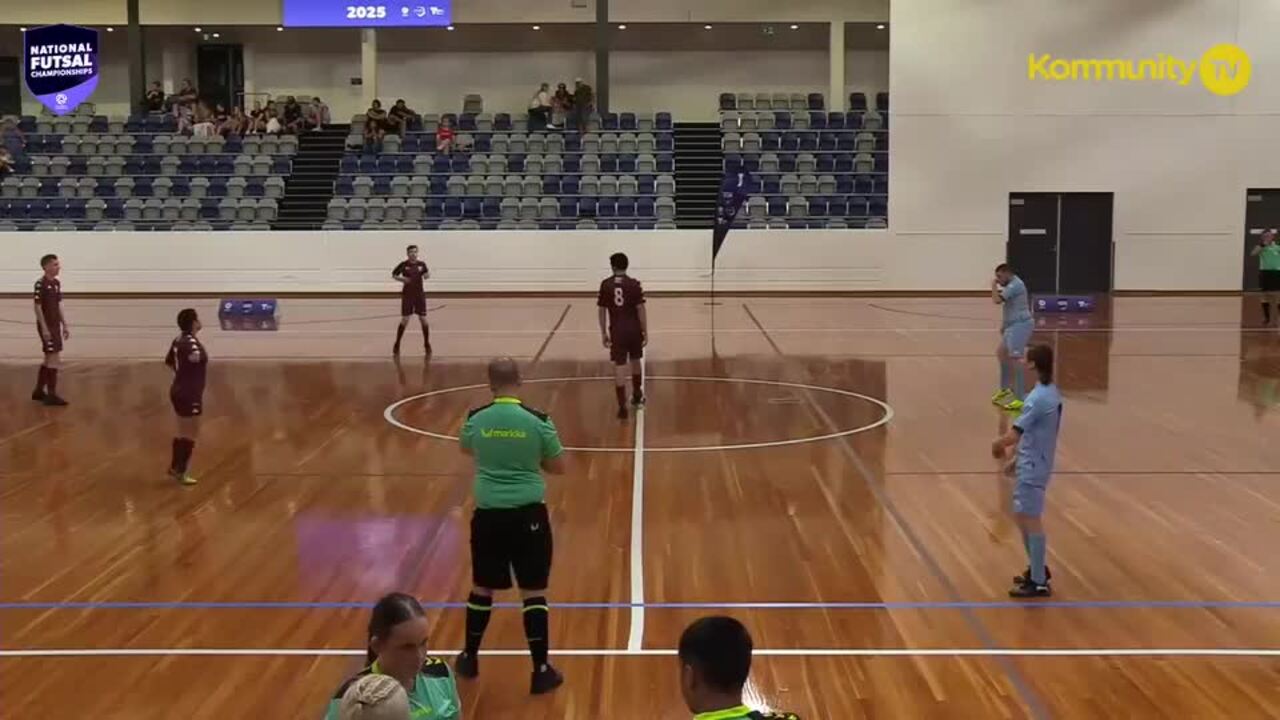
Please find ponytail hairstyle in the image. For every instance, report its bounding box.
[365,592,425,666]
[1026,343,1054,385]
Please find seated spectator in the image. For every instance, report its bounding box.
[168,78,198,111]
[323,592,460,720]
[336,675,410,720]
[265,103,283,135]
[143,81,165,112]
[192,101,216,137]
[219,104,244,137]
[248,101,267,134]
[679,616,798,720]
[435,116,455,155]
[528,83,553,130]
[282,95,304,134]
[388,99,418,135]
[365,99,388,152]
[174,101,194,135]
[552,82,572,127]
[0,148,14,177]
[572,77,594,130]
[307,96,331,131]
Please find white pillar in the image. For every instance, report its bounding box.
[829,21,846,112]
[242,43,257,107]
[361,29,378,110]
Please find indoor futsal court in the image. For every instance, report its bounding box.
[3,295,1280,718]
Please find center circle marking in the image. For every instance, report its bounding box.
[383,376,893,453]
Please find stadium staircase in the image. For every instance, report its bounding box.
[275,125,348,230]
[673,122,723,229]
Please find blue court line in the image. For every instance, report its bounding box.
[3,600,1280,611]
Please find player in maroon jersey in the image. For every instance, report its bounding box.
[32,253,70,406]
[597,253,648,420]
[392,244,432,357]
[165,308,208,486]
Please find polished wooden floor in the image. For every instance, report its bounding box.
[2,295,1280,718]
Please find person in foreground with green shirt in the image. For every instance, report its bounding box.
[324,592,461,720]
[1252,228,1280,326]
[454,357,567,695]
[679,616,799,720]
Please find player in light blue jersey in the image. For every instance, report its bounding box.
[991,263,1035,411]
[991,344,1062,598]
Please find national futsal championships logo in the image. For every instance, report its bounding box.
[1027,43,1250,96]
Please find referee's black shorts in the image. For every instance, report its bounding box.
[1262,270,1280,292]
[470,503,553,590]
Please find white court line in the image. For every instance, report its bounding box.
[4,647,1279,658]
[626,357,647,652]
[384,376,893,453]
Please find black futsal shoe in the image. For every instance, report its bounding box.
[1008,578,1052,598]
[632,391,645,407]
[1013,565,1052,586]
[32,388,45,402]
[530,663,564,695]
[392,342,401,356]
[453,651,479,679]
[43,395,68,407]
[617,406,628,420]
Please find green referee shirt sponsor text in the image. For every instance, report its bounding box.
[1261,244,1280,271]
[460,397,563,509]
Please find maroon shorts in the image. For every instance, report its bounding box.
[401,293,426,316]
[610,333,644,365]
[170,389,204,418]
[39,332,62,355]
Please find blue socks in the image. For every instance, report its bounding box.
[1012,362,1026,399]
[999,358,1011,391]
[1027,533,1047,584]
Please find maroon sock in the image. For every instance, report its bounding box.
[632,374,642,396]
[421,321,431,349]
[170,438,183,473]
[614,384,626,409]
[394,324,406,346]
[35,365,48,392]
[46,368,58,396]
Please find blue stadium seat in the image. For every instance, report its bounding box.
[870,197,887,216]
[767,197,786,216]
[543,177,561,195]
[828,112,845,130]
[559,198,578,218]
[853,175,874,195]
[459,114,477,131]
[656,156,674,173]
[601,113,619,130]
[432,155,451,173]
[426,198,444,218]
[637,197,654,217]
[808,93,824,110]
[849,93,868,112]
[616,197,636,218]
[809,112,827,130]
[494,113,512,131]
[578,197,597,217]
[719,93,736,111]
[846,195,868,216]
[655,112,672,130]
[620,113,637,131]
[443,198,463,218]
[506,155,525,173]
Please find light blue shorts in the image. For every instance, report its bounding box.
[1002,319,1034,358]
[1012,478,1049,517]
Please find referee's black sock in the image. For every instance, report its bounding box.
[394,323,407,347]
[464,592,493,656]
[1264,301,1272,325]
[631,374,642,397]
[522,596,550,669]
[614,384,627,410]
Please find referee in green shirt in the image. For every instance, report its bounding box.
[453,357,566,695]
[1253,228,1280,326]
